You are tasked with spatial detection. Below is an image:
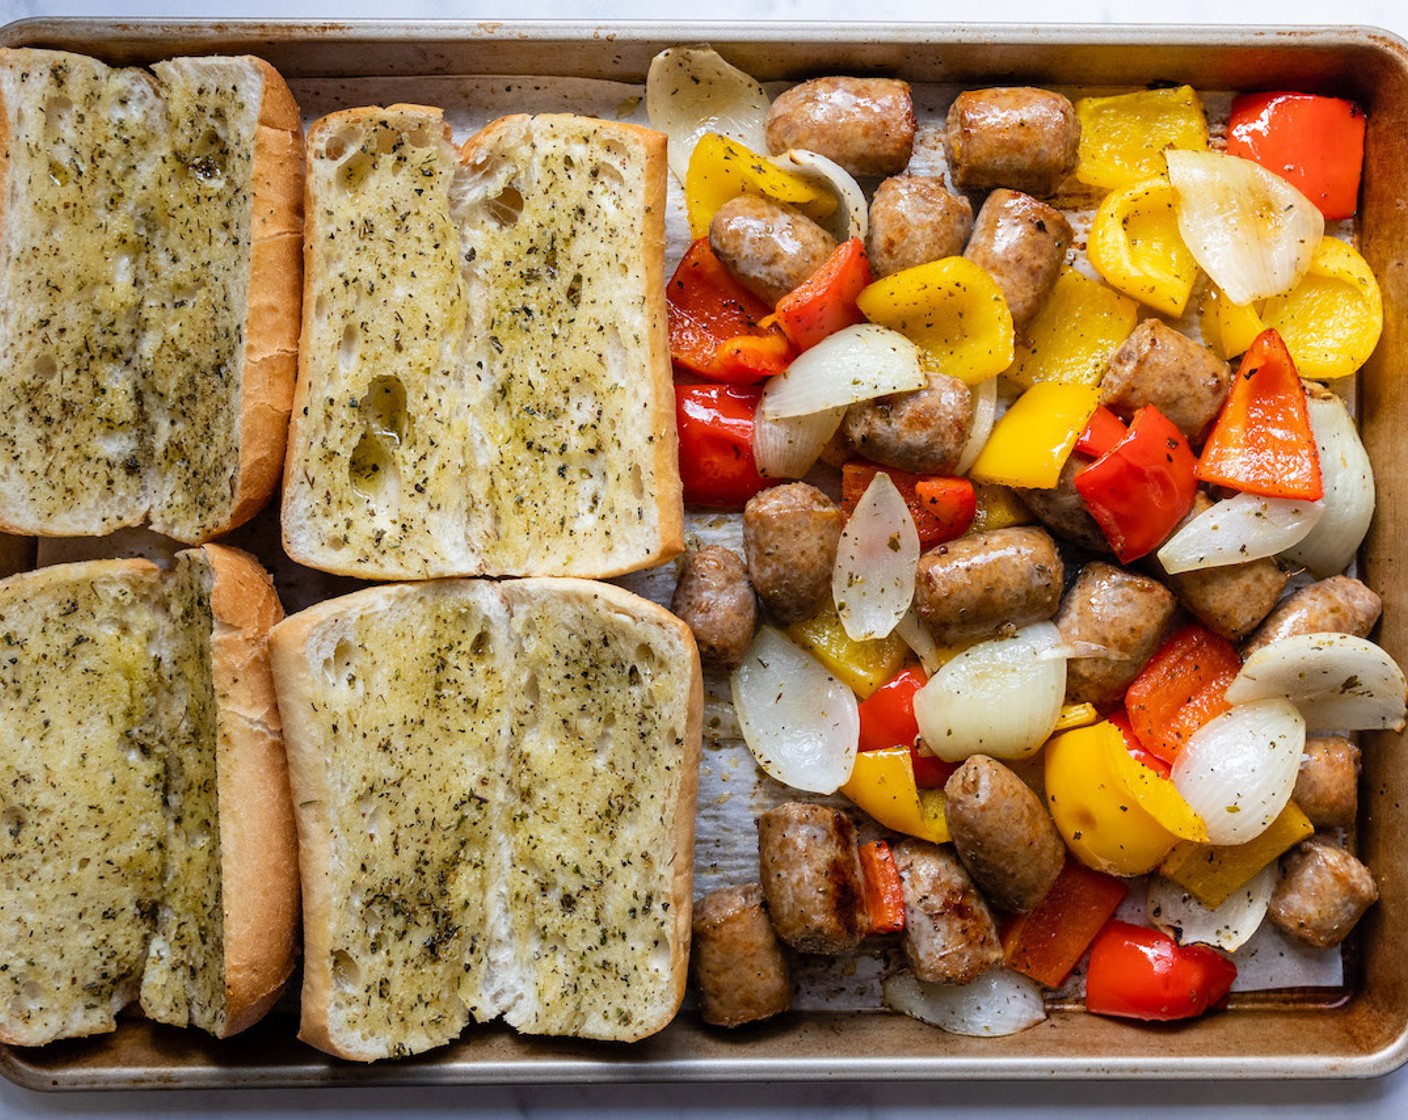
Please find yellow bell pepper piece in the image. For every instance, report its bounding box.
[1075,86,1210,192]
[1044,722,1180,877]
[969,382,1100,490]
[1197,281,1266,361]
[1260,236,1383,380]
[856,257,1015,386]
[970,482,1034,533]
[1159,801,1314,909]
[787,604,908,699]
[685,132,837,239]
[841,746,951,844]
[1006,268,1140,391]
[1053,703,1099,732]
[1087,176,1199,317]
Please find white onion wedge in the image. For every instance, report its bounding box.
[729,626,859,794]
[1155,492,1324,574]
[759,325,925,420]
[895,606,946,676]
[1225,632,1408,731]
[883,968,1046,1037]
[647,46,770,185]
[1281,391,1375,578]
[833,472,919,641]
[1147,865,1275,952]
[1171,699,1305,845]
[752,405,846,478]
[912,622,1066,762]
[954,375,998,478]
[1167,149,1323,305]
[769,148,868,242]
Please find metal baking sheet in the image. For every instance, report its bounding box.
[2,17,1408,1088]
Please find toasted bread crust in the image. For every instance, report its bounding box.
[202,543,299,1036]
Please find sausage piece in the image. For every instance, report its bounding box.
[892,839,1004,985]
[743,482,842,625]
[943,755,1065,913]
[1293,736,1361,830]
[709,194,837,307]
[866,175,973,278]
[1100,319,1233,443]
[944,87,1080,196]
[963,189,1073,330]
[757,802,866,954]
[766,77,916,178]
[841,368,974,475]
[1148,494,1288,642]
[1242,576,1383,657]
[1268,836,1378,949]
[692,883,793,1027]
[914,526,1063,644]
[1055,562,1177,705]
[670,546,757,670]
[1015,453,1112,555]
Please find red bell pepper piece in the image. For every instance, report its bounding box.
[774,237,873,351]
[1074,405,1128,460]
[674,383,778,508]
[1123,623,1241,766]
[1085,920,1237,1021]
[1108,707,1171,779]
[668,238,796,384]
[1196,328,1323,501]
[1002,858,1129,989]
[842,462,975,550]
[1073,405,1198,563]
[858,839,907,935]
[857,666,954,788]
[1227,91,1366,220]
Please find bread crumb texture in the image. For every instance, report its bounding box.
[284,111,670,579]
[283,579,695,1058]
[0,556,235,1045]
[0,50,266,540]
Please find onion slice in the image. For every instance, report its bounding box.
[646,46,770,185]
[752,405,846,479]
[913,622,1067,762]
[883,968,1046,1037]
[1225,632,1408,732]
[1167,149,1324,305]
[729,626,860,794]
[1155,492,1324,574]
[769,148,868,242]
[833,472,920,641]
[759,324,925,420]
[1171,699,1305,845]
[895,606,947,676]
[954,375,998,478]
[1148,865,1275,952]
[1281,390,1374,578]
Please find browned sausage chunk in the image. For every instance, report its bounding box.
[866,175,973,277]
[1055,562,1177,705]
[766,77,916,178]
[892,839,1003,984]
[841,368,974,475]
[914,526,1063,644]
[963,189,1073,330]
[1100,319,1233,443]
[1148,494,1288,642]
[757,802,866,954]
[670,546,757,670]
[1294,736,1361,830]
[709,194,837,306]
[1016,453,1112,555]
[944,87,1080,196]
[692,883,793,1027]
[743,482,842,625]
[1268,836,1378,949]
[943,755,1065,913]
[1242,576,1383,657]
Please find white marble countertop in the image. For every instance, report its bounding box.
[3,1,1408,1116]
